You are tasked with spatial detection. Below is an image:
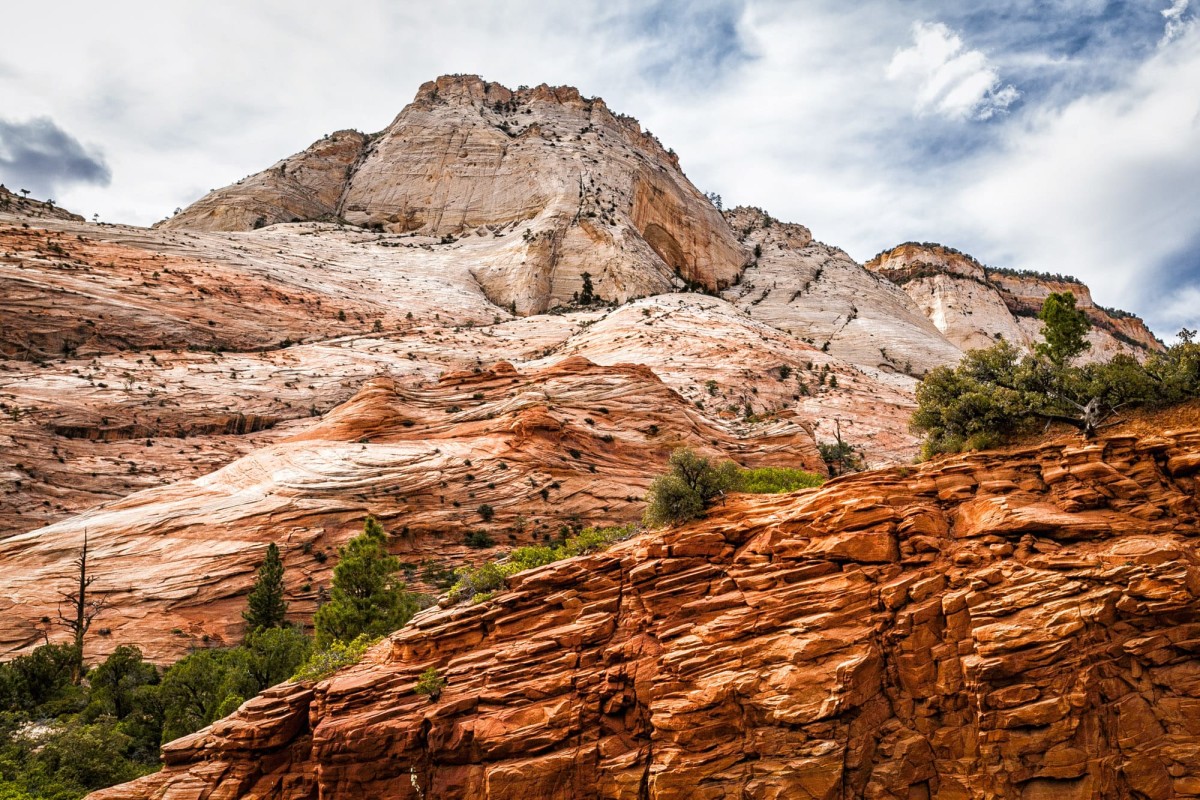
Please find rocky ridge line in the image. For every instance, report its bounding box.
[160,74,749,314]
[866,242,1162,360]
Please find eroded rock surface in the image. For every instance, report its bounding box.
[95,424,1200,799]
[724,209,963,377]
[163,75,749,313]
[0,206,918,537]
[866,242,1162,360]
[0,357,821,663]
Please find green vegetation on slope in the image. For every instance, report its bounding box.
[0,517,426,799]
[448,524,637,605]
[913,293,1200,457]
[644,448,825,526]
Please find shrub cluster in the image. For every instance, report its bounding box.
[447,525,636,604]
[644,448,825,526]
[914,296,1200,457]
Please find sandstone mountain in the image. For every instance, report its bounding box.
[161,75,750,315]
[91,419,1200,800]
[866,242,1162,360]
[0,72,1184,800]
[722,208,963,377]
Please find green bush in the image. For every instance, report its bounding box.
[643,448,739,527]
[0,645,165,800]
[913,309,1200,456]
[463,530,494,548]
[292,634,378,682]
[734,466,824,493]
[413,667,446,700]
[447,525,635,604]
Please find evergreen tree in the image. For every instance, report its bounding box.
[313,517,418,648]
[243,543,287,631]
[1036,291,1091,366]
[579,271,596,305]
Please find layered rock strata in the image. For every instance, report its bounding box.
[95,423,1200,799]
[866,243,1161,360]
[0,356,822,663]
[723,209,964,377]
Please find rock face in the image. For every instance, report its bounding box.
[0,202,923,538]
[866,242,1162,361]
[92,422,1200,800]
[0,356,822,663]
[0,185,85,222]
[163,75,750,313]
[723,209,964,377]
[154,131,369,233]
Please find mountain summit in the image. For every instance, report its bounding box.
[163,75,748,314]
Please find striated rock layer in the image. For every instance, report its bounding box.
[866,242,1162,361]
[162,75,750,313]
[1,356,822,663]
[95,423,1200,799]
[0,205,923,537]
[723,209,963,378]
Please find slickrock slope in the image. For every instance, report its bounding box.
[0,357,822,663]
[0,204,921,535]
[94,423,1200,800]
[0,210,516,534]
[724,209,963,377]
[153,131,370,233]
[866,243,1162,360]
[0,185,85,222]
[163,75,750,313]
[534,294,925,465]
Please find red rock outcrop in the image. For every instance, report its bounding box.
[94,422,1200,799]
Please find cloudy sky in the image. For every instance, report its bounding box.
[2,0,1198,338]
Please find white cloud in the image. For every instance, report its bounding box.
[886,22,1020,121]
[1162,0,1194,45]
[956,26,1200,333]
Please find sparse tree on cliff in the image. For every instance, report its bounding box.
[1036,291,1091,367]
[913,294,1200,455]
[243,543,288,631]
[57,530,108,683]
[644,448,739,526]
[579,271,597,305]
[313,517,419,648]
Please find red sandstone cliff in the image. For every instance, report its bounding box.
[93,421,1200,799]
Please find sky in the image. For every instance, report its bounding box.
[2,0,1197,339]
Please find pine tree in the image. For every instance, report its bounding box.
[313,517,418,648]
[243,543,287,631]
[1036,291,1091,367]
[579,271,596,305]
